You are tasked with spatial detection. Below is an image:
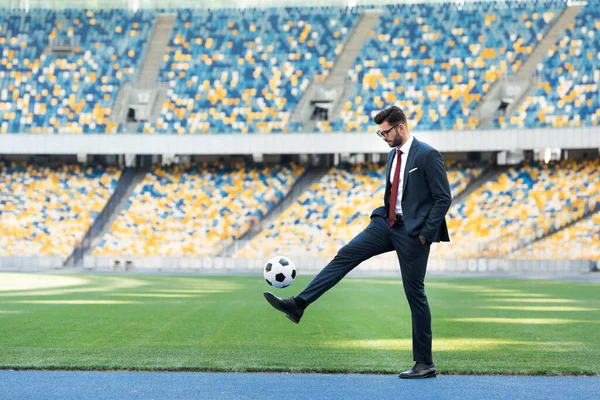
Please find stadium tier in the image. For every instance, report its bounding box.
[235,161,481,259]
[0,162,120,260]
[509,212,600,260]
[0,9,154,134]
[448,162,484,198]
[432,158,600,259]
[329,1,565,132]
[3,2,591,135]
[92,161,305,257]
[138,7,360,134]
[497,2,600,128]
[234,162,385,258]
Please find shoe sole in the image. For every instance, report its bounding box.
[264,293,300,324]
[285,314,300,324]
[399,372,437,379]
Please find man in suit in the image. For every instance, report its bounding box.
[264,106,452,379]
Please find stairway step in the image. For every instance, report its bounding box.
[473,4,585,128]
[290,9,381,124]
[222,167,330,256]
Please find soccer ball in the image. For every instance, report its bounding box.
[264,255,296,289]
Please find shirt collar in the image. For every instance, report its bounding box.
[397,135,414,154]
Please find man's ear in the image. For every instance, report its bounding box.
[395,124,403,136]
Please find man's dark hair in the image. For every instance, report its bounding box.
[373,106,407,127]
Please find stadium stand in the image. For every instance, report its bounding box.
[496,2,600,128]
[0,9,154,134]
[138,7,360,134]
[235,161,482,259]
[3,3,589,135]
[448,162,484,198]
[234,162,386,258]
[93,161,305,257]
[330,1,565,132]
[0,162,120,260]
[510,211,600,260]
[432,158,600,259]
[0,1,598,276]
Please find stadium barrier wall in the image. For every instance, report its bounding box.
[81,256,593,276]
[0,256,64,270]
[0,255,591,275]
[2,128,600,155]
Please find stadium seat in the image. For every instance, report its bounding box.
[496,2,600,129]
[447,161,484,198]
[0,9,154,134]
[1,3,583,135]
[431,158,600,259]
[93,161,305,256]
[0,162,120,259]
[235,161,481,259]
[138,7,360,134]
[331,1,565,133]
[509,212,600,260]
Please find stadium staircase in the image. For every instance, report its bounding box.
[111,14,176,131]
[65,167,150,267]
[135,14,176,89]
[222,166,330,256]
[510,207,600,257]
[473,4,585,129]
[291,9,381,130]
[111,81,133,129]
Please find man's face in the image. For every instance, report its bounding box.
[377,121,404,148]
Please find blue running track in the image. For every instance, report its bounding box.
[1,371,599,400]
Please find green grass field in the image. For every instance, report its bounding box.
[0,273,599,375]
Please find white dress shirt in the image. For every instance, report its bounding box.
[389,135,413,215]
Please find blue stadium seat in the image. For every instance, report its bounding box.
[139,7,360,134]
[94,162,305,256]
[496,2,600,128]
[0,162,120,259]
[331,1,565,133]
[0,9,154,134]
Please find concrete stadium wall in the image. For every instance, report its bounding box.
[0,256,592,276]
[81,256,593,276]
[0,256,64,270]
[2,127,600,155]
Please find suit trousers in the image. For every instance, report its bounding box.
[297,216,433,364]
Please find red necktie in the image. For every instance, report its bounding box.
[388,149,402,227]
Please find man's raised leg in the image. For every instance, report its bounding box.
[264,216,394,323]
[296,216,394,306]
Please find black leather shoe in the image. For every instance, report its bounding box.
[264,292,303,324]
[399,362,437,379]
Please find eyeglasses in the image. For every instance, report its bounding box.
[376,123,400,138]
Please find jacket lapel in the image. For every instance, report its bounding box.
[402,138,419,197]
[385,148,395,185]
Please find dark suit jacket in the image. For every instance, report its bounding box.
[370,137,451,242]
